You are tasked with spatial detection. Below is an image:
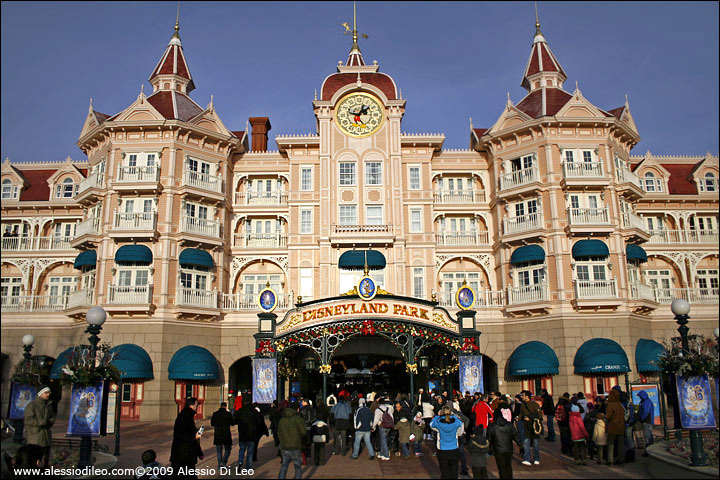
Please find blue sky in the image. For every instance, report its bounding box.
[1,1,718,162]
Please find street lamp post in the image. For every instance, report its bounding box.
[13,334,35,443]
[670,299,708,467]
[78,306,107,468]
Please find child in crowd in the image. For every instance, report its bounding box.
[466,428,490,479]
[393,416,412,458]
[310,416,330,466]
[134,449,161,480]
[411,413,425,457]
[592,413,608,465]
[569,404,589,465]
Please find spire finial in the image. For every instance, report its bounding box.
[314,89,317,101]
[141,84,144,95]
[534,2,541,35]
[625,93,629,106]
[88,97,93,113]
[175,2,180,33]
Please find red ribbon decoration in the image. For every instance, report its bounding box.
[256,340,276,354]
[462,337,479,351]
[361,320,376,336]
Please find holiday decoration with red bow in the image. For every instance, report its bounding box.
[256,340,276,354]
[361,319,375,335]
[462,337,479,352]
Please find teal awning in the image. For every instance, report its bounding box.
[109,344,154,379]
[626,244,648,263]
[510,245,545,265]
[49,347,75,379]
[572,240,609,260]
[338,250,386,270]
[115,245,153,264]
[179,248,214,268]
[635,339,665,373]
[574,338,630,374]
[168,346,219,380]
[507,341,559,376]
[74,250,97,269]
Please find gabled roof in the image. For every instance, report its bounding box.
[93,111,111,124]
[473,128,488,138]
[607,106,625,119]
[515,88,573,118]
[320,72,397,101]
[661,164,699,195]
[146,91,203,121]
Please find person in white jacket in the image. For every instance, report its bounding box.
[372,397,393,460]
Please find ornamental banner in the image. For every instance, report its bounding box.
[8,383,36,420]
[676,374,716,430]
[459,355,483,395]
[277,298,458,335]
[67,381,105,437]
[630,384,662,426]
[252,358,277,404]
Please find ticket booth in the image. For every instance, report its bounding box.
[168,345,220,420]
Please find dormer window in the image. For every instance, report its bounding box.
[2,179,19,199]
[56,178,77,198]
[642,172,663,193]
[699,172,716,193]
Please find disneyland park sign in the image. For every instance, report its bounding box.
[276,297,459,335]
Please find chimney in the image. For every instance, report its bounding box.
[249,117,271,152]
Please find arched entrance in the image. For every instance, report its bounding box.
[229,356,252,396]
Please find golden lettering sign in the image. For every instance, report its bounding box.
[276,299,458,335]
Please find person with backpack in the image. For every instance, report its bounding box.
[372,397,394,460]
[637,390,654,457]
[555,397,571,455]
[466,427,490,479]
[519,390,542,466]
[605,387,625,466]
[330,395,352,456]
[350,398,375,460]
[569,404,590,465]
[310,414,330,466]
[487,406,519,479]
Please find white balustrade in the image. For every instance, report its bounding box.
[177,288,218,308]
[75,217,102,238]
[67,289,94,309]
[567,207,610,225]
[1,294,69,312]
[500,166,539,190]
[181,216,221,238]
[435,231,489,246]
[653,287,719,304]
[182,170,224,193]
[116,165,159,183]
[1,236,73,251]
[235,191,288,206]
[507,284,548,305]
[562,161,604,178]
[687,229,719,244]
[647,229,719,244]
[222,293,290,310]
[433,190,486,204]
[77,172,102,194]
[332,225,393,233]
[621,212,647,231]
[107,284,152,304]
[503,213,542,234]
[113,211,157,230]
[438,291,504,308]
[235,233,288,248]
[615,167,642,189]
[574,279,618,299]
[629,283,657,302]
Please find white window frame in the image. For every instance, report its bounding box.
[48,276,77,303]
[300,166,313,191]
[442,272,481,298]
[691,215,717,232]
[408,165,421,190]
[1,277,23,299]
[2,179,19,200]
[241,274,282,297]
[511,154,535,171]
[365,161,383,185]
[300,208,312,234]
[412,267,425,299]
[180,265,210,291]
[574,257,608,283]
[53,222,77,239]
[116,266,151,287]
[123,152,158,168]
[365,205,383,225]
[699,172,716,193]
[512,261,546,287]
[512,198,539,218]
[642,171,663,193]
[339,205,357,226]
[410,208,422,233]
[339,162,356,186]
[122,197,156,214]
[300,268,313,298]
[562,148,596,163]
[696,269,718,292]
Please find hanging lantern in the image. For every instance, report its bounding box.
[305,356,317,371]
[418,356,430,369]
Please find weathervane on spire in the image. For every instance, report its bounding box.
[340,2,368,50]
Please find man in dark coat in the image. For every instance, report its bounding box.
[541,389,556,442]
[252,403,269,463]
[210,402,234,468]
[170,397,204,478]
[234,402,258,469]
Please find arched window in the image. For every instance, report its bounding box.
[703,172,716,192]
[62,178,75,198]
[1,179,13,199]
[643,172,662,192]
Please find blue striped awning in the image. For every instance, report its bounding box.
[168,346,219,380]
[109,344,154,379]
[572,240,609,260]
[510,245,545,265]
[115,245,153,264]
[49,347,75,379]
[179,248,214,268]
[626,244,648,263]
[635,339,665,373]
[507,341,559,376]
[74,250,97,269]
[574,338,630,374]
[339,250,386,270]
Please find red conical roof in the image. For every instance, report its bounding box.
[521,30,567,91]
[149,30,195,93]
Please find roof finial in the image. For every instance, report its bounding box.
[141,84,144,95]
[534,1,541,35]
[625,93,629,107]
[209,94,214,111]
[314,89,317,101]
[175,2,180,34]
[470,117,473,129]
[88,97,93,113]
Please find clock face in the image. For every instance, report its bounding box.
[335,93,384,138]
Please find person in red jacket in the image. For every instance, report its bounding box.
[472,395,494,431]
[568,404,589,465]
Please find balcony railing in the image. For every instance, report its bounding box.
[182,170,224,193]
[438,291,504,308]
[107,284,152,304]
[615,167,642,189]
[435,231,489,246]
[180,216,221,238]
[222,293,291,310]
[235,191,288,206]
[75,217,102,239]
[1,236,73,251]
[116,165,159,183]
[332,225,393,234]
[647,229,719,244]
[629,282,657,302]
[113,211,157,230]
[562,161,604,178]
[77,172,103,194]
[500,166,539,191]
[507,284,548,305]
[177,287,218,308]
[234,233,288,248]
[433,190,486,204]
[503,213,542,235]
[621,212,647,232]
[67,289,94,309]
[653,287,719,304]
[567,207,610,225]
[1,294,69,312]
[574,279,618,299]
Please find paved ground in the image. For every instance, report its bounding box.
[34,418,657,479]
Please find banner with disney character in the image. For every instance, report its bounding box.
[8,383,37,420]
[459,355,483,395]
[252,358,277,404]
[67,381,105,437]
[676,374,716,430]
